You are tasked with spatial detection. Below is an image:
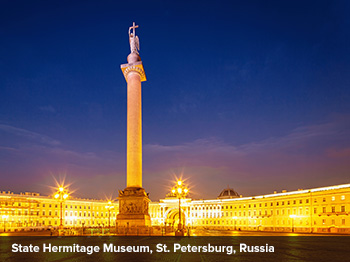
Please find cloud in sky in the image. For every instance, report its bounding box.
[0,124,124,198]
[0,124,61,146]
[0,116,349,200]
[143,115,350,199]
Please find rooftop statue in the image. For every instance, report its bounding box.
[129,22,140,55]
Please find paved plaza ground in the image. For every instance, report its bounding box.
[0,228,339,237]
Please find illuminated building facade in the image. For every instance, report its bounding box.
[1,183,349,234]
[0,192,116,230]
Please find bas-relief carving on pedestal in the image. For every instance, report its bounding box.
[119,199,147,214]
[117,187,151,227]
[119,187,149,215]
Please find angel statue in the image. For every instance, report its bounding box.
[129,22,140,54]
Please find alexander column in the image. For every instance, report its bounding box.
[117,22,151,227]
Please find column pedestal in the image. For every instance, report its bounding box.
[117,187,151,227]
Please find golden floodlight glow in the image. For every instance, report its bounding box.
[171,178,189,234]
[171,178,189,198]
[59,187,64,192]
[63,194,68,199]
[289,214,297,218]
[54,194,60,199]
[105,201,114,209]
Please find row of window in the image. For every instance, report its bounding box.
[316,206,346,213]
[38,211,117,218]
[39,219,113,226]
[39,204,105,210]
[0,210,118,217]
[190,205,347,218]
[190,195,347,211]
[195,218,348,226]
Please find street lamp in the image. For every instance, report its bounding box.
[54,186,69,229]
[290,214,297,232]
[2,215,9,232]
[105,201,114,230]
[171,180,189,236]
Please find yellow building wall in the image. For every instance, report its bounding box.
[1,184,349,234]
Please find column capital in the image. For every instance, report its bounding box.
[121,61,147,82]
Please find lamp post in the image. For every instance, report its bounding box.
[290,214,297,233]
[2,215,9,232]
[54,186,69,229]
[171,180,189,236]
[105,201,114,230]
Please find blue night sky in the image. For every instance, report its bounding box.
[1,0,350,200]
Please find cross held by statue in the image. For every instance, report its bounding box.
[129,22,139,37]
